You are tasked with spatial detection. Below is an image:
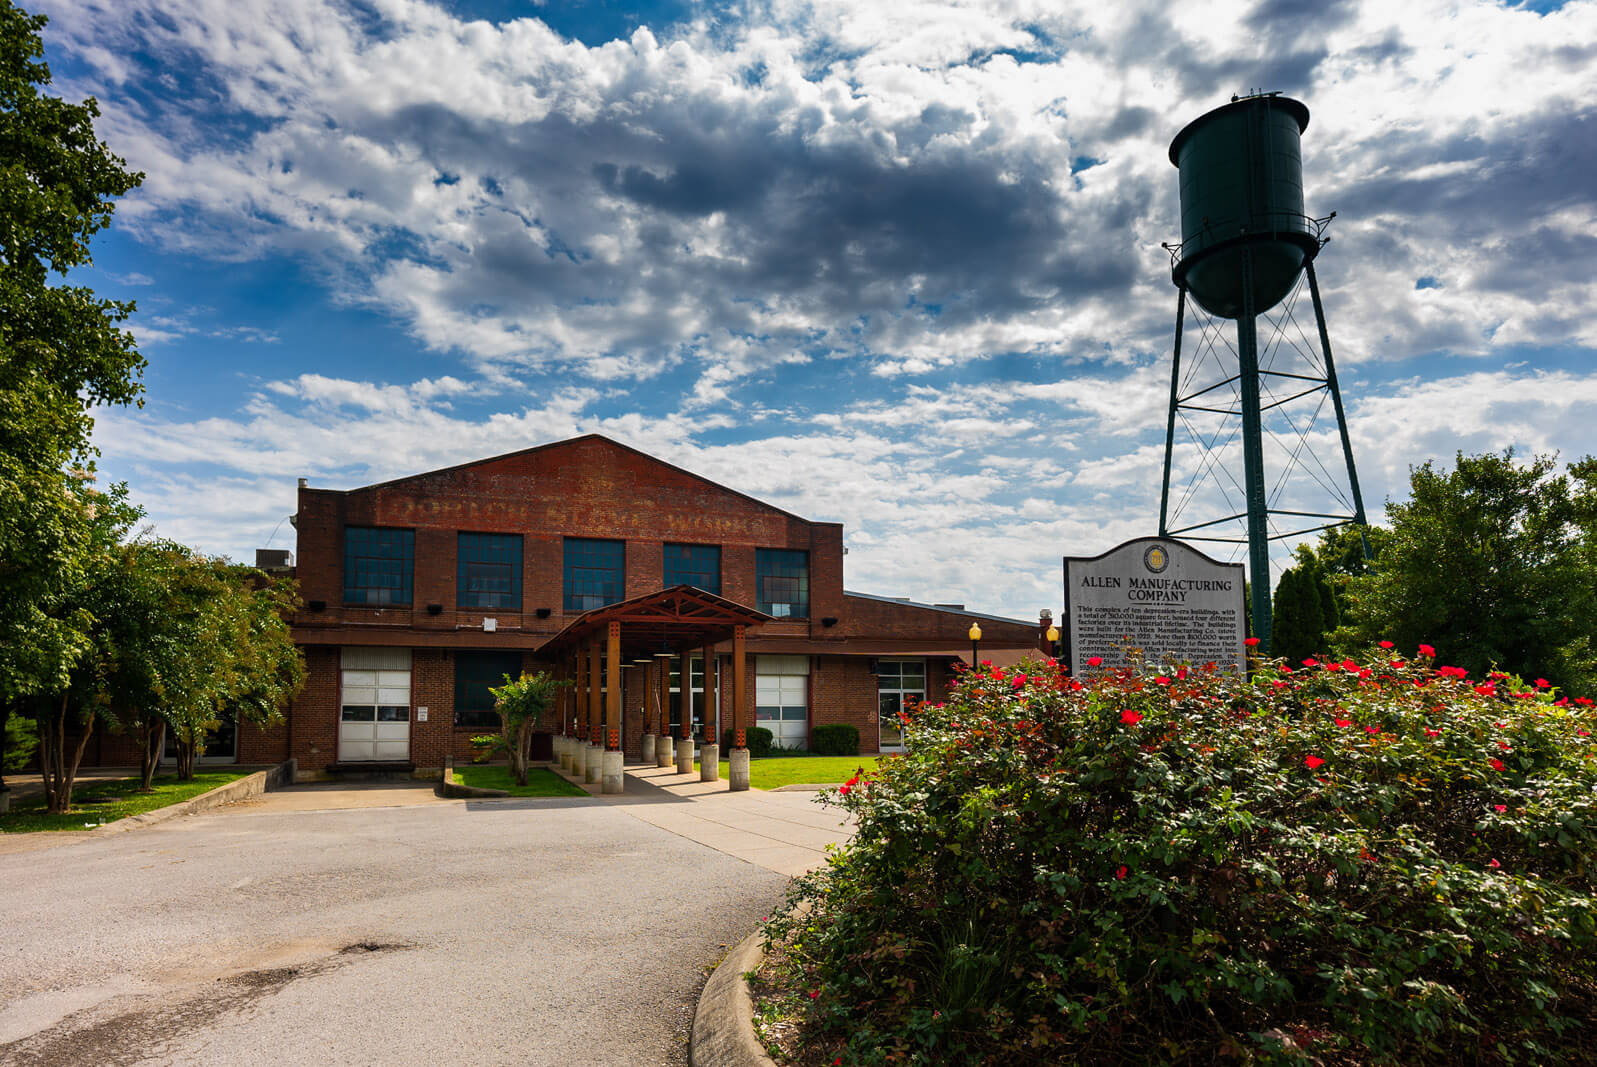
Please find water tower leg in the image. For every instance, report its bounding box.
[1305,260,1373,562]
[1159,286,1187,538]
[1237,251,1273,652]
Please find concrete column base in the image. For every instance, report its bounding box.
[675,738,694,775]
[640,733,657,764]
[699,742,720,782]
[570,740,587,778]
[657,734,674,767]
[602,749,624,794]
[585,745,602,784]
[555,736,569,772]
[728,747,750,792]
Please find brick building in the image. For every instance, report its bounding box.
[95,435,1047,782]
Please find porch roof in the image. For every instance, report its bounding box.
[537,584,771,660]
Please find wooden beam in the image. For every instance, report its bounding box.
[606,621,622,751]
[701,641,717,746]
[732,624,747,748]
[587,638,601,746]
[677,650,690,740]
[657,657,670,736]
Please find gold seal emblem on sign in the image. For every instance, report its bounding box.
[1144,544,1169,574]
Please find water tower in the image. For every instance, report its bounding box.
[1157,92,1368,652]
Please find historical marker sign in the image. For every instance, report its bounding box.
[1064,538,1246,673]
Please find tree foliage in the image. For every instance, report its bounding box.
[1340,451,1597,695]
[473,671,566,786]
[1270,565,1326,664]
[0,0,145,710]
[765,653,1597,1065]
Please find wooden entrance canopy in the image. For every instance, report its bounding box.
[538,585,771,660]
[539,586,771,770]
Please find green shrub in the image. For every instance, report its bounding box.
[766,651,1597,1064]
[810,723,859,756]
[724,725,775,757]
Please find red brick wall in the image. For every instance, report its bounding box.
[289,646,340,774]
[292,436,842,642]
[812,655,881,755]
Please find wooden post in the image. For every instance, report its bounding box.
[588,639,601,746]
[701,642,718,745]
[677,650,691,739]
[732,625,747,748]
[606,621,622,751]
[658,658,670,735]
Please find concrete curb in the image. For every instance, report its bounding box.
[434,756,510,799]
[691,925,777,1067]
[768,784,831,792]
[97,759,296,834]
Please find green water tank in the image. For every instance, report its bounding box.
[1169,94,1320,319]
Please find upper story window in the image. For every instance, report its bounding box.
[344,527,414,606]
[663,543,721,595]
[756,548,809,619]
[458,532,522,611]
[564,537,624,612]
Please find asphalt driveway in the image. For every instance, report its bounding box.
[0,789,790,1066]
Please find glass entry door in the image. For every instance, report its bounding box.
[876,659,925,752]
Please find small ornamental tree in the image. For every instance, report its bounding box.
[473,671,566,785]
[765,651,1597,1065]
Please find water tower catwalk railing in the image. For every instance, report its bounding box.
[1157,92,1369,653]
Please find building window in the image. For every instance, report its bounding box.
[343,527,414,606]
[563,538,625,612]
[454,650,523,728]
[876,658,926,751]
[663,543,721,594]
[756,549,809,618]
[458,532,522,610]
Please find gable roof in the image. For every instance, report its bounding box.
[336,433,829,526]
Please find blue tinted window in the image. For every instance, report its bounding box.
[343,527,414,605]
[454,650,524,728]
[663,543,720,594]
[564,538,624,611]
[755,549,808,618]
[458,532,522,610]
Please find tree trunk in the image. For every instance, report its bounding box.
[139,718,165,791]
[41,693,94,815]
[176,737,196,781]
[511,718,532,786]
[0,702,11,792]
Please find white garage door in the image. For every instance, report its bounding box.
[340,647,412,762]
[756,654,809,750]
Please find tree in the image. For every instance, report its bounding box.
[0,0,145,714]
[1270,565,1324,663]
[1341,450,1597,693]
[473,671,566,786]
[160,561,303,781]
[30,481,140,813]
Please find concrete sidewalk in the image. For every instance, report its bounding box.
[609,763,855,876]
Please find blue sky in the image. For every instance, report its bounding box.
[35,0,1597,620]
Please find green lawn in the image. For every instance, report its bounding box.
[693,755,885,789]
[0,771,252,833]
[455,764,589,797]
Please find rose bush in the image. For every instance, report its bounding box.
[763,649,1597,1064]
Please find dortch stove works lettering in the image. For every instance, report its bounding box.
[1064,539,1246,673]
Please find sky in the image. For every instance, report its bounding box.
[32,0,1597,622]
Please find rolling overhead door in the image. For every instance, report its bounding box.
[340,647,412,762]
[755,654,809,750]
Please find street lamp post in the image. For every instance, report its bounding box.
[968,622,982,668]
[1046,624,1060,660]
